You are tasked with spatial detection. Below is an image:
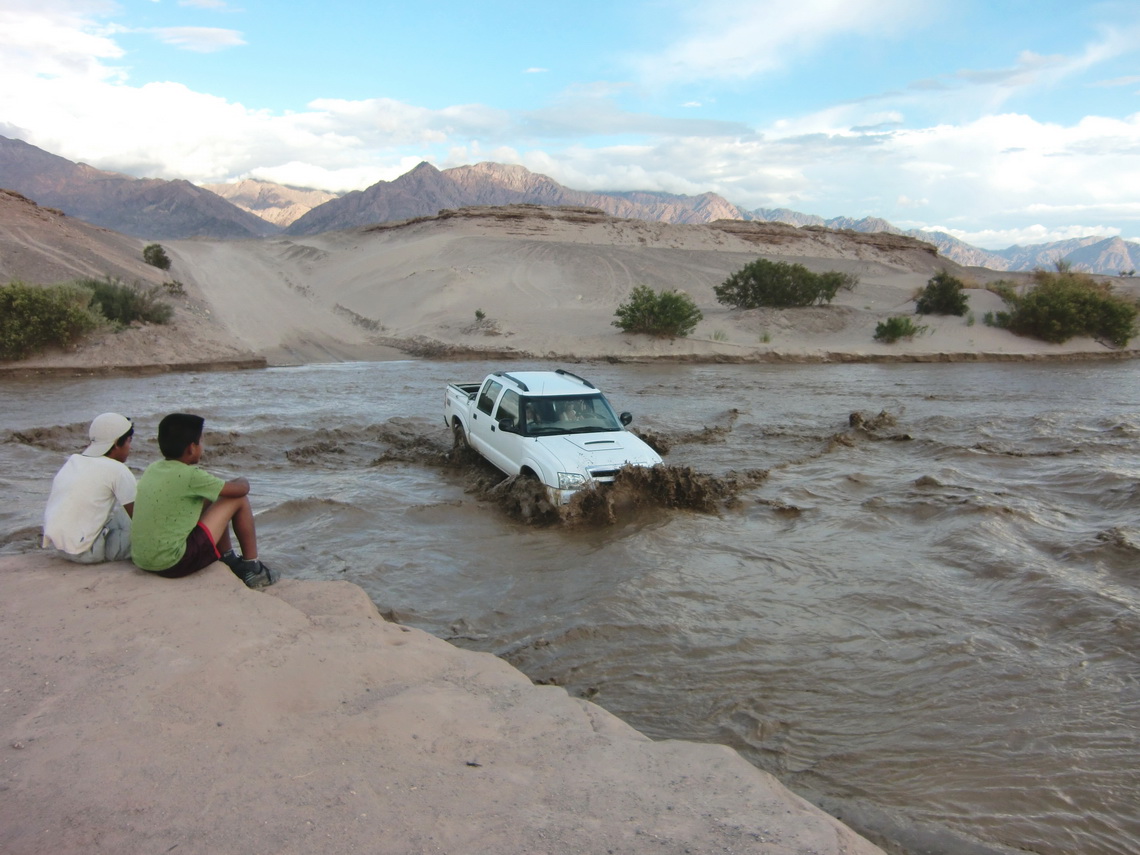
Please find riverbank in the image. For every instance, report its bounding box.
[4,201,1139,373]
[0,552,885,855]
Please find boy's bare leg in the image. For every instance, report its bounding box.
[200,496,258,561]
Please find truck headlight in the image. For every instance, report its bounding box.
[557,472,587,491]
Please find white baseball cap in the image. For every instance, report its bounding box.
[82,413,133,457]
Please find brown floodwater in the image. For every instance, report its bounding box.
[3,359,1138,855]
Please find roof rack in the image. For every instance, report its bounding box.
[493,371,529,392]
[554,368,596,389]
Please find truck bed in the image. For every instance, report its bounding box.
[448,382,481,398]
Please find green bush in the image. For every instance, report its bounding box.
[613,285,703,338]
[715,258,858,309]
[985,280,1019,303]
[990,269,1137,347]
[143,243,171,270]
[915,270,969,316]
[81,277,174,328]
[983,310,1011,329]
[0,281,101,360]
[874,316,927,343]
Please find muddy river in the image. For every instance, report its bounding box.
[3,359,1138,855]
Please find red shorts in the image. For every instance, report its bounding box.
[155,523,221,578]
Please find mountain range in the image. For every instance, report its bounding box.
[1,134,1137,275]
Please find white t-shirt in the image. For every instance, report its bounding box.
[43,454,137,555]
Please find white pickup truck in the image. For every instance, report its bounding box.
[444,369,662,504]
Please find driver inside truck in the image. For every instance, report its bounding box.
[525,403,547,434]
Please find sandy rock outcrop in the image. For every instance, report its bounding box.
[0,554,885,855]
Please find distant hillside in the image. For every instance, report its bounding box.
[285,162,750,235]
[0,188,161,285]
[201,179,338,228]
[0,136,279,240]
[749,208,1140,275]
[3,136,1137,275]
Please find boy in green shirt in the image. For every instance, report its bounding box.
[132,413,276,588]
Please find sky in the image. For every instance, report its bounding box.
[1,0,1139,249]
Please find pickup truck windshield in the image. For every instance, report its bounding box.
[521,394,621,436]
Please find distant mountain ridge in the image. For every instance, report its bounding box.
[283,161,748,235]
[746,210,1140,276]
[200,179,337,228]
[0,136,279,240]
[2,135,1137,275]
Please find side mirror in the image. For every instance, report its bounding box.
[620,412,633,426]
[498,418,517,433]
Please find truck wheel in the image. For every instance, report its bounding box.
[452,421,468,449]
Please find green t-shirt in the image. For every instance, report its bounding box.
[131,459,225,571]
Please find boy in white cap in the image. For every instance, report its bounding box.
[42,413,136,563]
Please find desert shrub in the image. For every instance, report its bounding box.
[1012,273,1136,346]
[143,243,171,270]
[874,316,927,343]
[984,310,1011,329]
[163,280,185,296]
[915,270,969,316]
[613,285,703,338]
[0,281,102,360]
[715,258,858,308]
[985,280,1019,303]
[988,269,1137,347]
[81,277,174,327]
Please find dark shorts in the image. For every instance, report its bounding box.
[155,523,221,578]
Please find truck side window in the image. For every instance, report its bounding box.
[496,390,520,427]
[477,380,503,416]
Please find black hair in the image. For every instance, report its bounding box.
[112,425,135,451]
[157,413,204,460]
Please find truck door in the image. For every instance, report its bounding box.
[483,388,525,474]
[468,378,504,459]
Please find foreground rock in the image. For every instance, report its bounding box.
[0,554,884,855]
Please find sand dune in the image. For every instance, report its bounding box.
[7,203,1136,373]
[156,207,1140,366]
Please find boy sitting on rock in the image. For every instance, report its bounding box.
[131,413,276,588]
[42,412,136,563]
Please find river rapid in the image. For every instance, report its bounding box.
[3,359,1138,855]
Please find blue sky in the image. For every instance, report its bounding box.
[2,0,1139,248]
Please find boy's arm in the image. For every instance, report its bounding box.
[218,477,250,498]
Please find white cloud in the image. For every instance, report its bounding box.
[0,1,124,81]
[148,26,245,52]
[525,67,548,74]
[247,160,413,193]
[636,0,923,84]
[1090,74,1140,87]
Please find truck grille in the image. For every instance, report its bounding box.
[588,467,620,483]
